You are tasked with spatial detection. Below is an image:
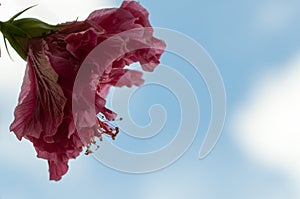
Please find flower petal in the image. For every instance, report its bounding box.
[65,28,100,60]
[112,69,144,87]
[48,161,68,181]
[121,1,151,27]
[10,39,67,143]
[9,58,37,140]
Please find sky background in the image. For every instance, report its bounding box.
[1,0,300,198]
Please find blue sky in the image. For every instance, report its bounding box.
[1,0,300,198]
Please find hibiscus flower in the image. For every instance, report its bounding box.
[1,1,165,181]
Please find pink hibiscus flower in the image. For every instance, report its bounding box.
[6,1,165,181]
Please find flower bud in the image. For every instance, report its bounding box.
[0,5,65,60]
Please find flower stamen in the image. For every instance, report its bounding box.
[84,116,120,155]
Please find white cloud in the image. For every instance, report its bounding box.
[137,171,209,199]
[253,2,298,34]
[232,53,300,196]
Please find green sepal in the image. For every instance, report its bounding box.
[11,18,65,38]
[0,5,67,60]
[8,5,38,22]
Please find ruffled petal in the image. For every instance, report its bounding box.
[48,161,69,181]
[10,39,67,143]
[65,28,100,60]
[111,69,144,87]
[121,1,151,27]
[10,59,37,140]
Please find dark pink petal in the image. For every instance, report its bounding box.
[121,1,152,27]
[48,161,68,181]
[95,93,117,120]
[33,120,83,181]
[97,83,111,98]
[87,8,138,34]
[9,60,37,140]
[10,39,67,143]
[65,28,100,60]
[112,69,144,87]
